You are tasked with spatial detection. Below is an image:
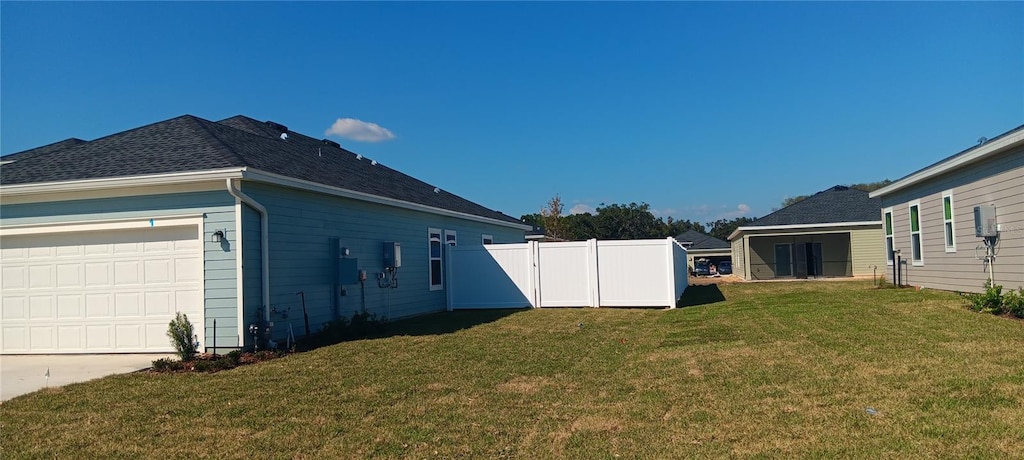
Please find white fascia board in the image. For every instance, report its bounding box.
[242,169,533,231]
[870,129,1024,198]
[0,168,245,196]
[728,220,882,240]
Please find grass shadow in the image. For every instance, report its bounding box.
[677,283,726,308]
[298,308,525,351]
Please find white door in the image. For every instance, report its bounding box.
[1,225,203,354]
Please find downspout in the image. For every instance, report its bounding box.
[226,179,271,322]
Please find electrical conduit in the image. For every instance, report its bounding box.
[226,179,271,322]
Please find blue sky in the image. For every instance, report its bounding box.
[2,2,1021,223]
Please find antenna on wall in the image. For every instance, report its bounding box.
[978,136,988,145]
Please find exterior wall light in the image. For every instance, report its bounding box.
[212,229,226,244]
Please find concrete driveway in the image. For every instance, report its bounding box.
[1,354,172,402]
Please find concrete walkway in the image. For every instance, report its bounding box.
[1,354,172,402]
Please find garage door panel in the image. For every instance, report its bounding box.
[30,296,54,318]
[55,245,82,257]
[29,265,53,289]
[1,225,203,354]
[58,326,83,349]
[30,326,55,350]
[57,295,82,318]
[2,266,26,290]
[115,293,142,316]
[86,325,112,349]
[86,294,112,318]
[85,262,111,286]
[115,324,143,348]
[114,260,141,285]
[144,259,172,284]
[3,297,26,320]
[56,263,82,287]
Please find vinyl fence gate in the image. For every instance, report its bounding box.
[446,238,688,310]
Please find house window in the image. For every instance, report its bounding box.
[909,201,923,265]
[482,234,493,245]
[445,230,457,247]
[774,243,793,277]
[943,191,955,253]
[429,228,442,291]
[884,208,894,265]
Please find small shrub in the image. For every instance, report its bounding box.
[224,349,243,364]
[151,358,184,372]
[1003,288,1024,318]
[167,312,198,361]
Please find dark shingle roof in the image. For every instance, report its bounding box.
[748,185,881,227]
[1,138,87,163]
[675,229,730,250]
[1,114,523,225]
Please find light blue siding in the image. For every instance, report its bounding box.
[239,182,525,342]
[1,191,240,351]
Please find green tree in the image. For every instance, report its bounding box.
[707,217,758,241]
[594,202,662,240]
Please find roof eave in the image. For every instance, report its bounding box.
[0,168,247,196]
[870,129,1024,198]
[729,220,883,240]
[242,169,533,231]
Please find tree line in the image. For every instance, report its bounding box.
[520,195,757,242]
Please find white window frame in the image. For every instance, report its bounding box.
[429,228,443,291]
[444,229,457,247]
[481,234,493,245]
[909,200,923,266]
[883,207,894,266]
[942,191,955,253]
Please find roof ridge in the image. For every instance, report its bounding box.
[187,116,253,166]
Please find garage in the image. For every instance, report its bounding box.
[1,224,203,354]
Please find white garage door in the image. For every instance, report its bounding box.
[1,225,203,354]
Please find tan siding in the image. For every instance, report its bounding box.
[879,146,1024,292]
[745,230,860,279]
[731,238,746,279]
[850,227,885,276]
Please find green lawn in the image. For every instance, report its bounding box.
[3,281,1023,459]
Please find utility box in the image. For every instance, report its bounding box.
[338,258,359,285]
[974,205,998,237]
[383,242,402,269]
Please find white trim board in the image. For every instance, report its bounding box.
[870,127,1024,198]
[728,221,882,241]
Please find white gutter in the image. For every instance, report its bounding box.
[728,220,882,241]
[226,178,271,322]
[870,128,1024,198]
[242,169,534,231]
[0,168,245,196]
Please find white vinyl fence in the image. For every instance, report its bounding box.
[446,238,688,310]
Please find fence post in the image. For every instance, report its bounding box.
[666,238,677,309]
[588,239,601,308]
[530,241,541,308]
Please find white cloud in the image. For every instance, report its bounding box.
[324,118,396,142]
[569,203,595,215]
[716,203,752,220]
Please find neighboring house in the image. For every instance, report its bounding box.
[729,186,884,280]
[675,229,731,271]
[0,114,530,354]
[524,225,568,242]
[869,125,1024,293]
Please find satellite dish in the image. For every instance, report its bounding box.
[280,133,288,140]
[433,187,440,193]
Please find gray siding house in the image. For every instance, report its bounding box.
[675,229,731,272]
[729,186,885,280]
[0,115,530,354]
[869,124,1024,293]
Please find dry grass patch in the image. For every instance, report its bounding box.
[3,281,1024,459]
